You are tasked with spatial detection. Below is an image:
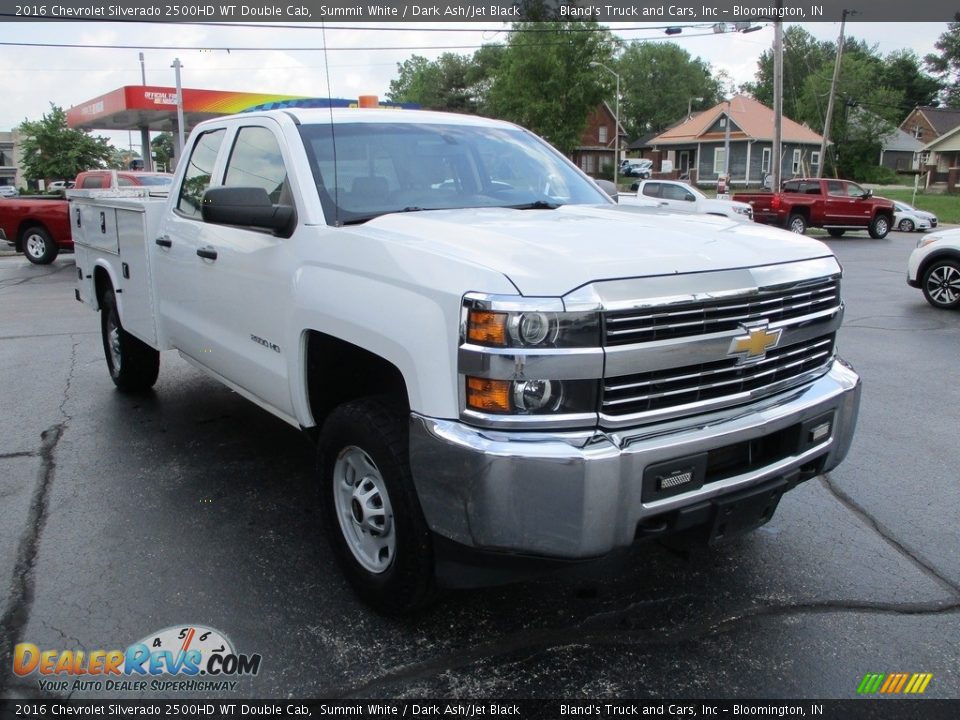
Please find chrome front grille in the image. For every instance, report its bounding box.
[602,334,835,417]
[604,277,840,346]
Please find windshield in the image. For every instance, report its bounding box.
[298,121,610,225]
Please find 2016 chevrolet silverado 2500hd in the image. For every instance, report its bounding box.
[0,171,171,264]
[74,109,861,614]
[734,178,895,238]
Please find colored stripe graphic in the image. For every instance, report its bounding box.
[857,672,932,694]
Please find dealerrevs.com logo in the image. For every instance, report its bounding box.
[13,624,262,693]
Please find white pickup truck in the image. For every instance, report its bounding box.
[73,108,860,614]
[623,179,755,221]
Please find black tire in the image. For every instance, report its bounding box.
[21,225,59,265]
[899,219,915,232]
[921,259,960,310]
[827,229,845,238]
[787,213,807,234]
[318,397,436,615]
[100,289,160,391]
[868,214,891,239]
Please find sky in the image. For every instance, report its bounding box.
[0,20,947,149]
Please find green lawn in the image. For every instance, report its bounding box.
[872,189,960,225]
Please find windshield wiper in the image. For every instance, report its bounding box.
[508,200,561,210]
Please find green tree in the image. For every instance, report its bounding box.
[151,133,175,172]
[17,104,112,182]
[386,48,503,113]
[486,21,616,154]
[881,50,942,110]
[617,42,723,136]
[925,15,960,107]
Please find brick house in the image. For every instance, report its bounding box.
[571,102,627,177]
[647,95,824,188]
[900,106,960,186]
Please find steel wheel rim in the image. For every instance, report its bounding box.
[900,219,913,232]
[790,218,804,233]
[875,217,888,235]
[926,265,960,306]
[107,313,122,372]
[25,234,45,258]
[333,446,395,574]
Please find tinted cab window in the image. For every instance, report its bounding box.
[177,129,226,218]
[223,126,290,205]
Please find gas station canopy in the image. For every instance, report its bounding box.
[66,85,412,133]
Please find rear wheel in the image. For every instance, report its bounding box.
[787,213,807,234]
[100,289,160,391]
[22,225,58,265]
[827,229,845,238]
[318,397,436,615]
[899,219,915,232]
[868,214,891,239]
[921,259,960,309]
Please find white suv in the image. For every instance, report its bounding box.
[907,228,960,309]
[0,185,18,198]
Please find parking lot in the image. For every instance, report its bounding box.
[0,227,958,699]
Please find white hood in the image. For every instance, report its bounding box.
[356,205,835,297]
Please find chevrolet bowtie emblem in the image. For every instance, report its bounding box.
[729,322,782,363]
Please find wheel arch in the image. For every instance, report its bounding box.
[16,219,50,251]
[917,249,960,284]
[303,330,410,433]
[92,262,120,312]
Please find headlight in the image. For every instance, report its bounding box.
[918,234,943,248]
[463,301,600,349]
[460,293,603,427]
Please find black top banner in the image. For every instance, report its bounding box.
[0,0,956,23]
[2,700,960,719]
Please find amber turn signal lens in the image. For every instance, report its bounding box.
[466,377,511,413]
[467,310,507,346]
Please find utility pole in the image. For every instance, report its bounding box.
[722,97,732,194]
[139,52,152,172]
[772,17,783,191]
[589,61,621,188]
[819,9,853,178]
[171,58,186,165]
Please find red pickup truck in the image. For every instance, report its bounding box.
[0,171,172,264]
[734,178,895,239]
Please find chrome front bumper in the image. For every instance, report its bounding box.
[410,358,861,559]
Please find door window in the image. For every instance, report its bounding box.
[641,182,661,198]
[662,184,695,202]
[844,182,866,198]
[826,181,845,197]
[80,175,103,189]
[224,126,291,205]
[176,128,226,218]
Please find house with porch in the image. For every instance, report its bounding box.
[571,102,627,177]
[899,106,960,188]
[647,95,824,188]
[920,123,960,191]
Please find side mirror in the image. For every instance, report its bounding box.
[201,186,296,237]
[861,189,873,199]
[595,179,619,203]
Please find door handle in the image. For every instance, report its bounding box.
[155,236,172,248]
[99,211,106,234]
[196,246,218,260]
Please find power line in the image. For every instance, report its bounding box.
[0,31,725,52]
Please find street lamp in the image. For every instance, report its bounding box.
[589,61,621,188]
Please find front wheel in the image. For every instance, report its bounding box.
[22,225,59,265]
[899,219,915,232]
[100,289,160,391]
[787,213,807,234]
[318,398,435,615]
[868,214,891,239]
[921,259,960,309]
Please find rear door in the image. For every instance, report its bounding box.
[657,182,698,213]
[152,127,228,356]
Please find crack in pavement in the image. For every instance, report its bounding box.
[0,332,98,342]
[820,473,960,596]
[330,599,960,698]
[0,338,77,694]
[0,451,37,460]
[0,262,72,292]
[0,423,66,695]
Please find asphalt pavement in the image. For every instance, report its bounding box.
[0,227,958,700]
